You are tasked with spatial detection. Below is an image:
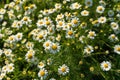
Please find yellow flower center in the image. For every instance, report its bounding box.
[52,44,57,50]
[46,21,50,25]
[73,19,78,24]
[104,63,108,68]
[38,35,43,39]
[28,53,33,59]
[45,42,50,47]
[59,21,63,26]
[61,67,66,72]
[39,70,45,76]
[116,47,120,51]
[23,17,28,21]
[68,31,73,36]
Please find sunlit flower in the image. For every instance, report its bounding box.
[4,49,12,57]
[15,33,23,41]
[58,64,69,75]
[88,31,96,39]
[25,49,35,62]
[70,2,82,10]
[81,10,89,16]
[66,30,74,38]
[101,61,111,71]
[96,6,105,13]
[7,63,14,73]
[21,16,32,25]
[55,3,62,10]
[114,45,120,54]
[38,61,46,69]
[26,42,34,49]
[84,45,94,54]
[50,42,60,54]
[111,22,119,30]
[38,68,48,80]
[108,34,119,42]
[98,16,107,23]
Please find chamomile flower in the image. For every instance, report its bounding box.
[7,63,14,73]
[56,20,65,31]
[0,8,6,14]
[110,22,119,30]
[79,36,85,43]
[26,42,34,49]
[66,30,74,38]
[38,68,48,80]
[100,61,111,71]
[80,22,87,29]
[114,45,120,54]
[50,42,60,54]
[98,16,107,23]
[70,2,82,10]
[84,45,94,54]
[36,19,44,28]
[71,17,80,27]
[15,33,23,41]
[85,0,93,7]
[88,31,96,39]
[108,34,119,42]
[43,40,52,51]
[38,61,46,69]
[25,49,35,62]
[81,10,89,16]
[7,35,16,43]
[96,6,105,14]
[4,49,12,57]
[21,16,32,25]
[55,3,62,10]
[58,64,69,75]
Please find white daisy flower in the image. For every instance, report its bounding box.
[21,16,32,25]
[114,45,120,54]
[43,40,52,51]
[4,49,12,57]
[108,34,119,42]
[84,45,94,54]
[96,6,105,13]
[110,22,119,30]
[50,42,60,54]
[36,19,44,28]
[15,33,23,41]
[70,2,82,10]
[81,10,89,16]
[88,31,96,39]
[100,61,111,71]
[7,63,14,73]
[26,42,34,49]
[38,68,48,80]
[98,16,107,23]
[66,30,74,38]
[7,35,16,43]
[38,61,46,69]
[25,49,35,62]
[58,64,69,75]
[71,17,80,27]
[55,3,62,10]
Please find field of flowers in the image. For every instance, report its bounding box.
[0,0,120,80]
